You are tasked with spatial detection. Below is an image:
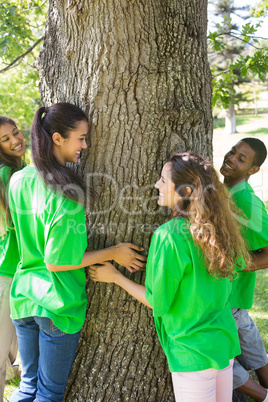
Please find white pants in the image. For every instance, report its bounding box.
[0,276,18,402]
[172,360,234,401]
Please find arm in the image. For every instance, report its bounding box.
[88,262,152,309]
[46,242,146,273]
[242,246,268,272]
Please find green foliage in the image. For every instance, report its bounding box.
[0,0,47,141]
[235,49,268,82]
[0,0,46,66]
[252,0,268,17]
[207,31,226,51]
[212,71,236,108]
[208,0,268,110]
[240,21,260,42]
[0,66,41,145]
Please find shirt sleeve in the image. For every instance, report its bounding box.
[44,198,87,266]
[145,229,183,317]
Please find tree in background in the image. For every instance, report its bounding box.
[1,0,267,140]
[0,0,47,147]
[253,0,268,16]
[208,0,268,134]
[36,0,212,400]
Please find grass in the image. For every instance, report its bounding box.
[4,377,20,401]
[251,270,268,351]
[247,128,268,135]
[213,114,268,132]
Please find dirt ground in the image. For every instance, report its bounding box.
[213,113,268,202]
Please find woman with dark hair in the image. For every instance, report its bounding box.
[8,103,145,402]
[89,152,252,401]
[0,116,25,401]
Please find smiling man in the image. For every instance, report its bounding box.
[220,137,268,402]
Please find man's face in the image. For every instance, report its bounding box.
[220,141,259,186]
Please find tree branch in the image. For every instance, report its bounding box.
[0,36,44,74]
[225,32,262,49]
[21,0,48,13]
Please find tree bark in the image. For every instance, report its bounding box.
[37,0,213,400]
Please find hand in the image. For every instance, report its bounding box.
[112,242,146,273]
[89,262,119,283]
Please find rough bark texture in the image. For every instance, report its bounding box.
[37,0,213,400]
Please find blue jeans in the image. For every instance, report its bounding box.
[10,316,80,402]
[232,308,268,388]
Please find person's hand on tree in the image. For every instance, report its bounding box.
[89,262,119,283]
[111,242,146,273]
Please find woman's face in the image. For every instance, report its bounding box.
[0,123,25,164]
[155,162,181,209]
[53,120,88,165]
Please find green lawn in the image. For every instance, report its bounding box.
[214,114,263,130]
[251,269,268,350]
[213,114,268,135]
[4,377,20,401]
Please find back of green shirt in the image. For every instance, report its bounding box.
[145,218,240,373]
[0,165,21,278]
[228,182,268,309]
[9,166,87,334]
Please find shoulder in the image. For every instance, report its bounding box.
[230,182,265,216]
[230,182,252,202]
[10,166,37,190]
[151,218,190,250]
[0,164,12,186]
[9,166,84,216]
[154,218,189,236]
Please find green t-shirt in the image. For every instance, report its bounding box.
[228,181,268,309]
[0,164,23,278]
[144,218,240,373]
[9,166,88,334]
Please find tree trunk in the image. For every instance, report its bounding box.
[37,0,213,400]
[224,102,237,135]
[252,80,258,116]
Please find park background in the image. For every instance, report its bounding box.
[1,0,268,401]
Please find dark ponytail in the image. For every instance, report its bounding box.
[31,103,88,203]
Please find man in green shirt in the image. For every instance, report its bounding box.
[220,137,268,402]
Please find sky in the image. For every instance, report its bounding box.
[208,0,268,39]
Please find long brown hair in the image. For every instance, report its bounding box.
[0,116,20,170]
[169,152,251,279]
[0,116,21,220]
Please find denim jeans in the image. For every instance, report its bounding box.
[232,308,268,388]
[10,316,80,402]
